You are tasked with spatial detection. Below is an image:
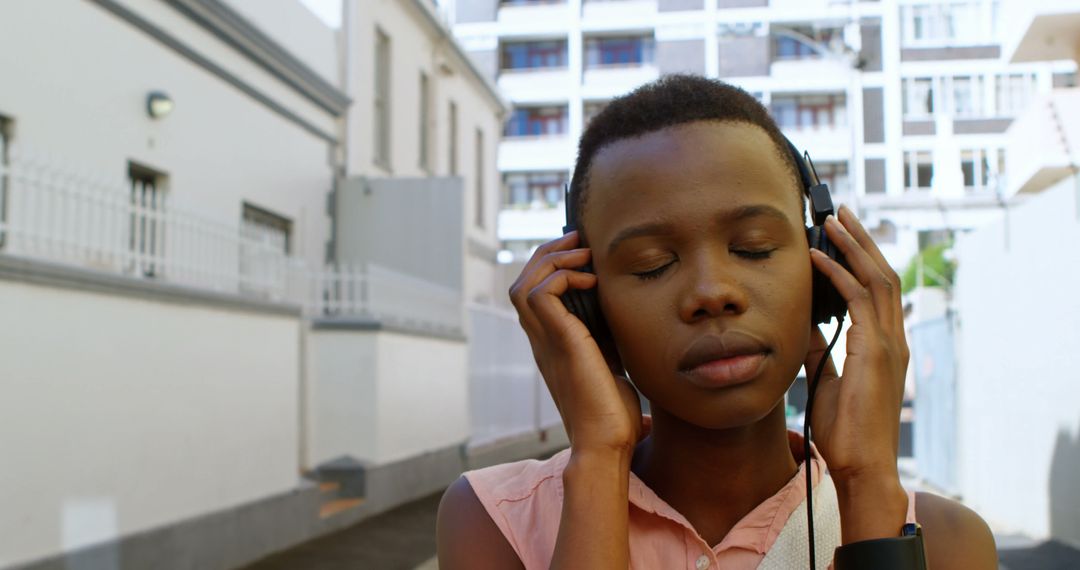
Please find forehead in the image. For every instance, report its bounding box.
[583,122,801,243]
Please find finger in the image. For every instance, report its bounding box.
[526,268,599,345]
[511,247,592,334]
[837,205,904,330]
[517,231,581,284]
[810,247,877,325]
[804,325,840,384]
[823,214,895,327]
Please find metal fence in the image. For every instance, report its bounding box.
[911,312,960,494]
[467,303,561,449]
[311,263,463,333]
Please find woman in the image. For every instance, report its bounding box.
[437,75,996,569]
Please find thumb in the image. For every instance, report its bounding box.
[804,325,840,385]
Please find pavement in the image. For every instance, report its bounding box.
[243,467,1080,570]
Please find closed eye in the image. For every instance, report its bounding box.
[632,260,674,281]
[733,249,776,260]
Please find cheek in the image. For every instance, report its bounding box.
[597,282,665,372]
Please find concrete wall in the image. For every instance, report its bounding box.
[718,36,769,78]
[659,0,704,11]
[863,87,885,144]
[0,0,336,271]
[953,176,1080,546]
[336,176,464,292]
[343,0,503,306]
[657,39,706,76]
[307,326,469,466]
[0,277,301,568]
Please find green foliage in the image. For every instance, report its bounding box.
[901,241,956,294]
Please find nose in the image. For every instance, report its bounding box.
[677,249,750,323]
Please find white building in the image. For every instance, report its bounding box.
[0,1,542,568]
[448,0,1074,271]
[935,0,1080,549]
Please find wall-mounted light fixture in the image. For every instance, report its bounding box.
[146,91,174,119]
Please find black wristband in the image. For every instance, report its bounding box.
[833,524,927,570]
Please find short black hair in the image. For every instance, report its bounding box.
[569,74,806,239]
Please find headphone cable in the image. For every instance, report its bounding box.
[804,317,845,570]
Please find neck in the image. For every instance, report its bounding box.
[630,403,799,548]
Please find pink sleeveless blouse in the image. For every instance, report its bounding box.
[464,430,918,569]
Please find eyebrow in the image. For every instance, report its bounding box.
[606,204,792,256]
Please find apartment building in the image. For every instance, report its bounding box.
[449,0,1075,270]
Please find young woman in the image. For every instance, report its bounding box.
[437,75,997,569]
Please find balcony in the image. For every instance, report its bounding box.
[899,1,1001,50]
[1004,89,1080,197]
[1003,0,1080,63]
[497,205,565,242]
[497,68,574,103]
[498,39,573,102]
[0,146,463,334]
[769,27,855,88]
[581,0,656,28]
[497,0,571,29]
[581,35,659,98]
[498,136,575,172]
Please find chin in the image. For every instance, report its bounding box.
[661,387,787,431]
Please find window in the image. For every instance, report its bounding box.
[374,28,391,169]
[903,78,935,118]
[0,114,12,249]
[240,203,291,296]
[903,151,933,191]
[995,73,1036,117]
[902,1,1000,47]
[475,129,484,228]
[951,76,984,118]
[449,101,458,176]
[501,40,568,70]
[773,26,839,60]
[505,106,568,137]
[419,72,430,172]
[584,36,654,67]
[504,171,568,209]
[813,162,849,195]
[128,162,167,278]
[771,94,846,130]
[960,147,1005,193]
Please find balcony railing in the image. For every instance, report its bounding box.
[311,263,463,334]
[0,145,462,334]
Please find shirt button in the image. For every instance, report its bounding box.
[695,554,710,570]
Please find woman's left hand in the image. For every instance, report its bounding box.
[803,203,910,486]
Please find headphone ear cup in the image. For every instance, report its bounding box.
[560,262,609,339]
[806,226,849,325]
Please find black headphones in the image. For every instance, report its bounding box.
[560,135,849,336]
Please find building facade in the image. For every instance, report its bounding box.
[449,0,1075,270]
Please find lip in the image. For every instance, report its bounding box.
[677,331,771,389]
[681,352,768,388]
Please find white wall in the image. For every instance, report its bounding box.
[953,175,1080,545]
[0,281,301,568]
[308,328,469,467]
[0,0,335,271]
[226,0,341,83]
[343,0,504,305]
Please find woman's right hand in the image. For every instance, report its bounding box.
[509,231,646,457]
